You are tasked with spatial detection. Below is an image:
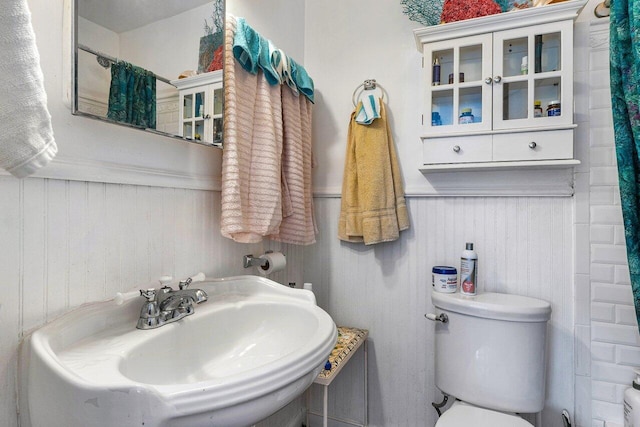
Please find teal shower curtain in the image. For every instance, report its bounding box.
[107,61,156,129]
[610,0,640,331]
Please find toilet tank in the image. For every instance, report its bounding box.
[431,291,552,413]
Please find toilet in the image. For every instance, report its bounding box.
[430,290,552,426]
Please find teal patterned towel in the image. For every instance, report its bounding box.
[107,61,156,129]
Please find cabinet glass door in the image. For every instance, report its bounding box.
[180,89,207,141]
[183,94,193,120]
[424,34,492,134]
[211,87,223,144]
[492,21,573,130]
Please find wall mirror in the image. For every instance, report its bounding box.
[73,0,225,147]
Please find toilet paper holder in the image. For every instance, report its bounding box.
[243,251,273,268]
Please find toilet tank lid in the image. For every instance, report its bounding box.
[431,291,551,322]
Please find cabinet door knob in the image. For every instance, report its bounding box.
[203,114,211,119]
[453,145,461,153]
[493,76,502,84]
[484,77,493,85]
[529,141,537,149]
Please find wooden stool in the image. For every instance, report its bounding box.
[306,327,369,427]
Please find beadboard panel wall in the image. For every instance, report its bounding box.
[0,176,305,427]
[304,196,574,427]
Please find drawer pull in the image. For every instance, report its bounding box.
[452,145,461,153]
[528,141,537,149]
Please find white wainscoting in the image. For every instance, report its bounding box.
[0,176,305,427]
[0,176,577,427]
[304,196,575,427]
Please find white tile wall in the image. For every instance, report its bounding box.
[585,20,640,426]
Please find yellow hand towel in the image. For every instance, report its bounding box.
[338,101,409,245]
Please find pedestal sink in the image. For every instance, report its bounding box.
[22,275,337,427]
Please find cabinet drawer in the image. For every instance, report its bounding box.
[423,135,492,165]
[492,129,573,162]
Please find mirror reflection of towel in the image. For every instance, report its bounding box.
[106,61,156,129]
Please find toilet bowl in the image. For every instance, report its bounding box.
[435,401,531,426]
[429,290,552,426]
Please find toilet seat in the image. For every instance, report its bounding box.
[435,401,533,427]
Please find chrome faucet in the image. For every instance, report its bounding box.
[137,276,208,329]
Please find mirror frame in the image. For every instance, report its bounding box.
[42,0,223,191]
[71,0,224,148]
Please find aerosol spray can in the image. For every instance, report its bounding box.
[432,57,441,86]
[624,368,640,427]
[460,242,478,296]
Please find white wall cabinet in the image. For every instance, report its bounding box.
[172,70,223,146]
[414,1,585,172]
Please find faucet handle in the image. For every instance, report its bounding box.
[179,272,205,289]
[179,277,192,290]
[191,272,206,282]
[139,288,157,301]
[159,276,173,286]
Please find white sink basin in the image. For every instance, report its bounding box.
[23,275,337,427]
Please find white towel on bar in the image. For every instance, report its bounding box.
[0,0,57,178]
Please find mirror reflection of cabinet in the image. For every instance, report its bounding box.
[415,2,584,171]
[172,70,223,146]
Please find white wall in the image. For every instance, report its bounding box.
[0,179,259,427]
[77,17,118,106]
[6,1,639,427]
[120,2,217,81]
[305,0,422,195]
[0,1,305,427]
[79,2,220,83]
[304,197,574,426]
[302,0,577,423]
[227,0,305,64]
[302,2,638,427]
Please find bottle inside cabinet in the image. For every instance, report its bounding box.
[501,30,562,121]
[430,44,485,127]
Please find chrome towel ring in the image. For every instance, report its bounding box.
[352,79,386,107]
